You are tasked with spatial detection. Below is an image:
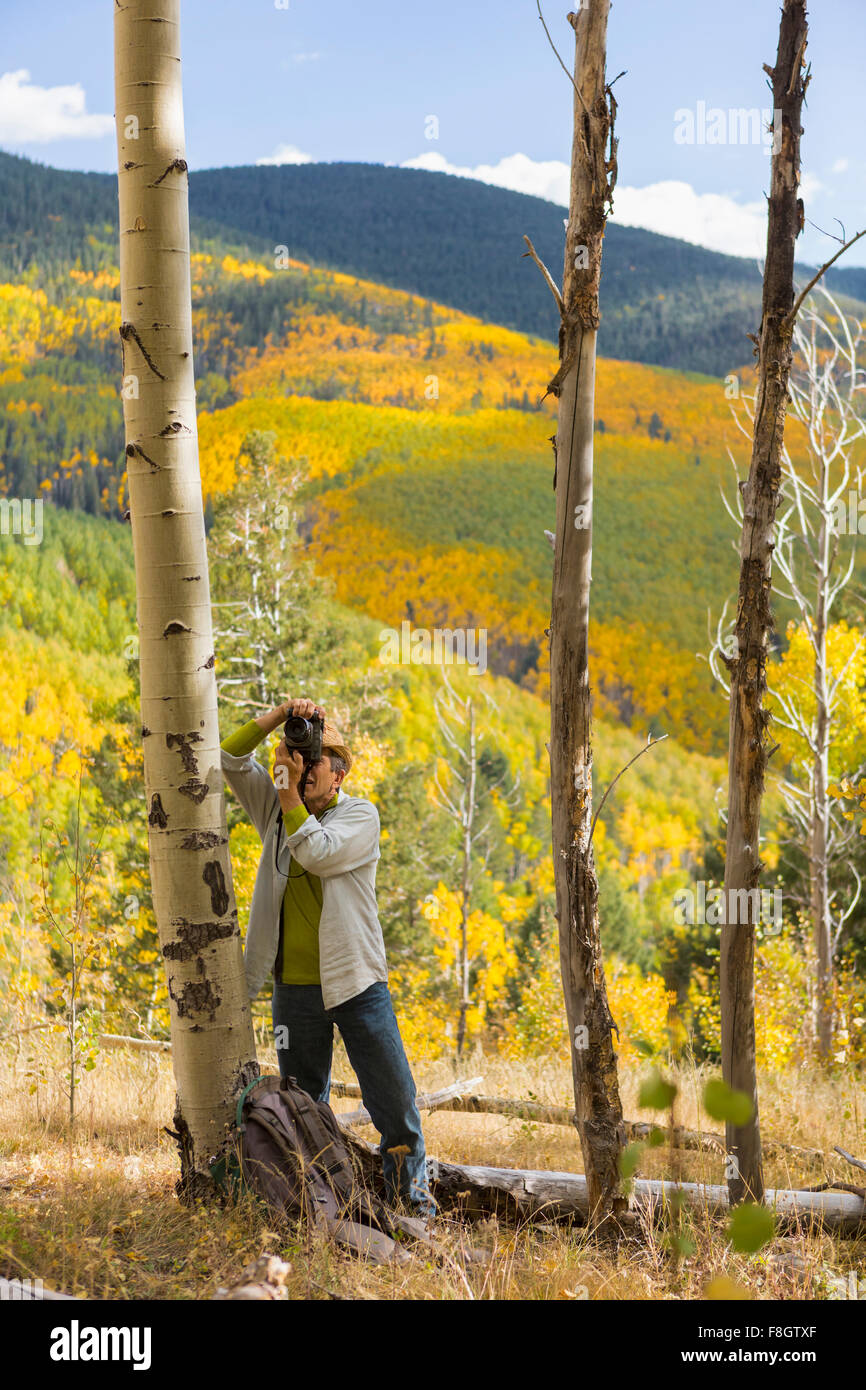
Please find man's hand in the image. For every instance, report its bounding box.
[273,740,304,787]
[273,740,305,811]
[285,698,325,721]
[255,696,325,736]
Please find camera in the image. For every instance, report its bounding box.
[283,711,325,766]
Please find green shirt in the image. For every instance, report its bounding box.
[220,718,337,985]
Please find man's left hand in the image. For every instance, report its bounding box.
[273,740,305,792]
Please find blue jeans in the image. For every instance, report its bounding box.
[271,980,435,1215]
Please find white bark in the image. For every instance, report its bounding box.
[114,0,257,1183]
[714,285,866,1063]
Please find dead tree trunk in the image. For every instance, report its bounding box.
[721,0,808,1205]
[541,0,625,1224]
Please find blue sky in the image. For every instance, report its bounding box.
[1,0,864,266]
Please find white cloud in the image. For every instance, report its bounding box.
[256,143,314,167]
[402,150,770,258]
[0,69,113,143]
[613,181,767,257]
[832,157,849,175]
[402,150,571,205]
[291,52,321,63]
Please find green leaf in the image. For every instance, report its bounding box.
[665,1231,696,1257]
[703,1079,753,1127]
[638,1070,678,1111]
[647,1126,666,1149]
[619,1141,644,1182]
[727,1203,775,1254]
[632,1037,655,1058]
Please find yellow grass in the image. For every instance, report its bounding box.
[0,1042,863,1301]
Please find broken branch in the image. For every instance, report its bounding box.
[784,228,866,331]
[522,234,564,315]
[590,734,668,845]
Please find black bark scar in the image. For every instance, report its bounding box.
[203,860,230,917]
[119,321,166,380]
[180,830,226,850]
[126,442,159,472]
[162,913,237,962]
[151,158,188,187]
[178,779,209,804]
[168,977,220,1021]
[166,731,203,774]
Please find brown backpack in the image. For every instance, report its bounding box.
[219,1073,433,1264]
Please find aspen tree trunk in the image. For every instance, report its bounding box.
[114,0,257,1192]
[547,0,625,1223]
[721,0,808,1205]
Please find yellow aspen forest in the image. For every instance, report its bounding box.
[0,0,864,1330]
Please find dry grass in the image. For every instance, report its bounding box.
[0,1040,863,1301]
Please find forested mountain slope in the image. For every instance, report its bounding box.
[2,156,861,752]
[3,150,865,375]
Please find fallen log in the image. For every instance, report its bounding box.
[440,1099,824,1165]
[427,1161,864,1234]
[436,1097,727,1156]
[835,1145,866,1176]
[98,1033,170,1053]
[338,1076,483,1127]
[79,1050,826,1167]
[335,1081,823,1164]
[1,1027,171,1053]
[339,1131,864,1235]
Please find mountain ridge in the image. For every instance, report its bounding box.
[3,150,864,376]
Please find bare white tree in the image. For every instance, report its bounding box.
[712,283,866,1060]
[209,433,310,714]
[431,669,516,1057]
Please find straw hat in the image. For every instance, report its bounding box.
[321,718,353,775]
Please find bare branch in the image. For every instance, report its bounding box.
[784,228,866,331]
[522,234,564,315]
[589,734,668,846]
[535,0,586,109]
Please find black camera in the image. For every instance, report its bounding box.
[283,711,325,766]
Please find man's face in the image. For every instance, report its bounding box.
[302,752,342,805]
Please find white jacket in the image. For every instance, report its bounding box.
[220,747,388,1009]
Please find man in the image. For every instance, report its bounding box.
[220,696,434,1216]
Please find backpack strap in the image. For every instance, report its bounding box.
[279,1079,350,1182]
[234,1073,279,1131]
